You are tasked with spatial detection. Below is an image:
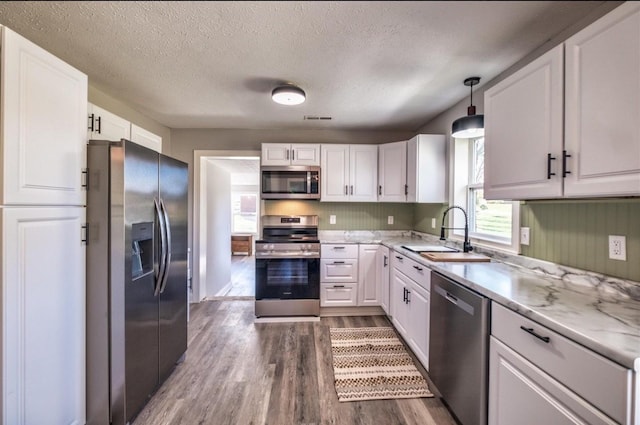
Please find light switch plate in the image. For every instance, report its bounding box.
[388,216,394,225]
[520,227,530,246]
[431,218,436,229]
[329,215,336,225]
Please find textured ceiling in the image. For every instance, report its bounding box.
[0,1,609,131]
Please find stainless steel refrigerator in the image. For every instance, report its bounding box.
[86,140,189,425]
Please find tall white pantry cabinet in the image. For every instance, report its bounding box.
[0,26,87,425]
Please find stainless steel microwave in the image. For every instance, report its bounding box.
[261,166,320,199]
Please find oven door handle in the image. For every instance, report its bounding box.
[256,252,320,259]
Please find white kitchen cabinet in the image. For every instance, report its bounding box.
[130,123,162,153]
[489,302,632,425]
[390,252,430,370]
[261,143,320,166]
[1,26,88,206]
[378,141,407,202]
[484,44,564,200]
[377,245,391,314]
[320,243,359,307]
[320,144,377,202]
[564,1,640,197]
[358,244,380,306]
[406,134,447,203]
[2,206,86,425]
[485,2,640,200]
[87,103,131,142]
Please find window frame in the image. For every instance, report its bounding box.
[450,136,520,253]
[231,190,259,234]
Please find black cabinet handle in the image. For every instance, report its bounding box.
[403,287,407,303]
[406,290,411,304]
[345,185,348,195]
[378,185,382,196]
[405,184,408,195]
[562,150,571,178]
[333,285,345,288]
[383,255,388,267]
[332,261,345,264]
[395,256,403,261]
[333,246,345,250]
[96,116,102,134]
[413,265,423,272]
[520,325,550,343]
[547,153,556,179]
[291,149,295,160]
[88,113,95,131]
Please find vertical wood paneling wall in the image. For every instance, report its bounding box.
[520,199,640,282]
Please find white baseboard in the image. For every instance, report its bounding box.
[320,306,387,317]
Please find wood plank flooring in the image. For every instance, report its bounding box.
[132,300,457,425]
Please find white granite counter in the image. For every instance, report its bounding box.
[319,230,640,371]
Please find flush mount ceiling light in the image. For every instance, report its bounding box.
[451,77,484,138]
[271,85,306,105]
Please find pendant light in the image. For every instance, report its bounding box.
[272,85,306,105]
[451,77,484,138]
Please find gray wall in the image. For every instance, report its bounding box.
[205,160,231,297]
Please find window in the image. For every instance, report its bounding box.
[231,192,258,233]
[452,136,519,252]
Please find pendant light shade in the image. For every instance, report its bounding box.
[451,77,484,138]
[272,85,306,105]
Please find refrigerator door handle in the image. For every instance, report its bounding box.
[154,197,167,296]
[159,198,172,294]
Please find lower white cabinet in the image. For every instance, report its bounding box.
[358,244,380,306]
[377,245,390,314]
[321,244,358,307]
[489,302,632,425]
[320,283,358,307]
[390,252,430,370]
[2,206,86,425]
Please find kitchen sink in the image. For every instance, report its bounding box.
[402,244,459,253]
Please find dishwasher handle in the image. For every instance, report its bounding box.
[445,292,458,304]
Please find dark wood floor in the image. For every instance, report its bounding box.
[132,300,457,425]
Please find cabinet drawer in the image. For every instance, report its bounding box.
[321,283,358,307]
[391,252,430,291]
[321,244,358,258]
[492,303,631,424]
[320,259,358,282]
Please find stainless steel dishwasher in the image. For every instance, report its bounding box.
[429,271,490,425]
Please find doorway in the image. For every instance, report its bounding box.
[192,150,260,302]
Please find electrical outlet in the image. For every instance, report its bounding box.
[329,215,336,225]
[520,227,530,246]
[387,215,394,225]
[431,218,436,229]
[609,235,626,261]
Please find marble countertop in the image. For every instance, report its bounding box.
[320,231,640,371]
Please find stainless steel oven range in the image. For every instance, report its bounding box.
[255,215,320,317]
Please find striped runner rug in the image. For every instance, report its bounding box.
[329,327,433,402]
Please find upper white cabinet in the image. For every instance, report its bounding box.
[564,1,640,197]
[485,2,640,200]
[484,44,564,200]
[378,141,407,202]
[321,144,377,202]
[406,134,447,203]
[87,103,131,142]
[130,123,162,153]
[261,143,320,166]
[1,26,88,206]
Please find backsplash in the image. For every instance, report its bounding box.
[412,203,449,236]
[520,199,640,282]
[263,201,413,230]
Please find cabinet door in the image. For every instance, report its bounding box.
[2,206,86,425]
[407,134,446,203]
[564,2,640,197]
[390,270,410,337]
[377,246,390,314]
[407,282,429,370]
[349,145,378,202]
[378,141,407,202]
[489,338,617,425]
[484,44,564,200]
[131,123,162,153]
[357,244,379,306]
[261,143,292,165]
[290,143,320,166]
[320,258,358,283]
[321,144,349,201]
[2,27,88,206]
[87,103,131,142]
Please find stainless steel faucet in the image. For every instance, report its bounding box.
[440,205,473,253]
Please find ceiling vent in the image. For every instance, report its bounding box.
[304,115,332,121]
